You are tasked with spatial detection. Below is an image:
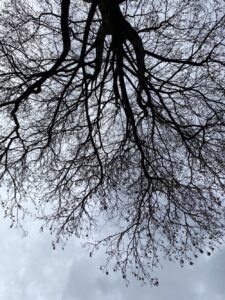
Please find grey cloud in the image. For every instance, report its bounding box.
[0,217,224,300]
[62,244,225,300]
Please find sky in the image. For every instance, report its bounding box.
[0,215,224,300]
[0,1,225,299]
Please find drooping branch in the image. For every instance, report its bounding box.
[1,0,225,286]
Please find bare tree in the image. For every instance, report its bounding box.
[0,0,225,284]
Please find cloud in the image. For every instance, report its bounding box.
[0,216,224,300]
[61,243,225,300]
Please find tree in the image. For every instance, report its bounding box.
[0,0,225,284]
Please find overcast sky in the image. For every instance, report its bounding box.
[0,1,224,298]
[0,215,224,300]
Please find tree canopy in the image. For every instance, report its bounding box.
[0,0,225,284]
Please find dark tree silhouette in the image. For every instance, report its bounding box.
[0,0,225,284]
